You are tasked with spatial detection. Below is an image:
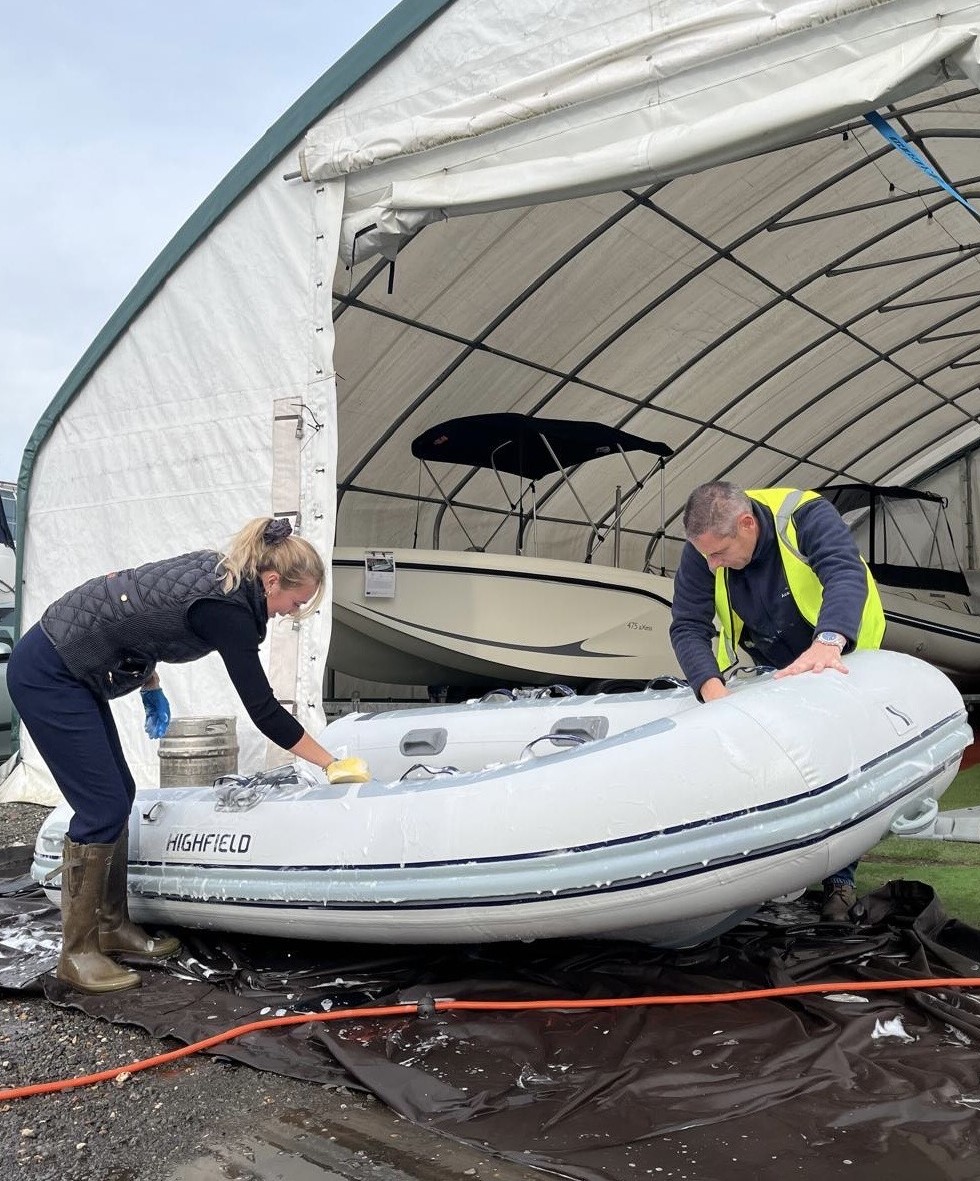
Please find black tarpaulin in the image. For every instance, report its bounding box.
[3,847,980,1180]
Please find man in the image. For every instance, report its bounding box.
[669,482,886,921]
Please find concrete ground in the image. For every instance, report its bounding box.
[169,1096,540,1181]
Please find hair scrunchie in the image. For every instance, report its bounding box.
[263,518,293,546]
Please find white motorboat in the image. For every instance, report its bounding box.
[32,651,970,947]
[881,589,980,687]
[330,547,678,689]
[823,484,980,685]
[328,413,680,691]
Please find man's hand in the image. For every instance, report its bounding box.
[699,677,730,702]
[774,641,847,680]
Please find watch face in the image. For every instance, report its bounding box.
[817,631,845,647]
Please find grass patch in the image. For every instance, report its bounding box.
[858,759,980,925]
[862,836,980,867]
[857,861,980,925]
[932,763,980,812]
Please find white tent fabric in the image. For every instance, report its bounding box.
[7,0,980,804]
[5,176,343,803]
[305,3,980,260]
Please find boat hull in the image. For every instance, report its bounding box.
[879,587,980,683]
[32,651,970,948]
[328,547,680,688]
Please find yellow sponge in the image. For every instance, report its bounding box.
[326,756,371,784]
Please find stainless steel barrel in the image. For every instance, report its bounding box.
[158,716,238,787]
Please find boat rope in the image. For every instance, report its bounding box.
[3,975,980,1103]
[400,763,461,779]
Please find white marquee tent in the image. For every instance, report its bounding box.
[7,0,980,803]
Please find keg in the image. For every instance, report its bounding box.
[159,716,238,787]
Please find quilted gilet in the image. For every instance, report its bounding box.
[40,550,268,700]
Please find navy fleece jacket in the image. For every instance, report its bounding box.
[669,496,870,696]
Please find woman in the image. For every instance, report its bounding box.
[8,517,369,994]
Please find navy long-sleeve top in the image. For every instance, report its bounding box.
[187,598,304,750]
[669,496,870,696]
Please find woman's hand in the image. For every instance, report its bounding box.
[140,687,171,739]
[289,732,372,781]
[325,757,371,784]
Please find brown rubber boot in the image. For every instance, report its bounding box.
[820,883,858,922]
[100,830,180,959]
[58,836,141,993]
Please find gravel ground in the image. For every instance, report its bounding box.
[0,801,49,848]
[0,802,512,1181]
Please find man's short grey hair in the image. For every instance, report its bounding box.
[683,481,753,540]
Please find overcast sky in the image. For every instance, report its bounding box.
[0,0,397,482]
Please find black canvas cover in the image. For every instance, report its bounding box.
[821,482,971,596]
[411,414,672,481]
[0,493,13,551]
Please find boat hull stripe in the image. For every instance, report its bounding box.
[131,761,953,912]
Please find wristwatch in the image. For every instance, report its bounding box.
[815,631,847,651]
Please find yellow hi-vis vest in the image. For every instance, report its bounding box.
[713,487,885,672]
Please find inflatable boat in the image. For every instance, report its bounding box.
[31,650,970,948]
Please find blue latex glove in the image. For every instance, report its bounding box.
[141,687,171,739]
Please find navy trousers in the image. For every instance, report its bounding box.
[7,623,135,843]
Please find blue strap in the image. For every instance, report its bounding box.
[864,110,978,218]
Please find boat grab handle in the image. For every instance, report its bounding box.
[520,733,589,760]
[551,716,609,742]
[890,796,939,836]
[400,763,461,780]
[400,728,448,757]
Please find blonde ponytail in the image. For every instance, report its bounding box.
[217,517,325,619]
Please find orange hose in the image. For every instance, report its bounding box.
[0,1002,419,1102]
[3,976,979,1103]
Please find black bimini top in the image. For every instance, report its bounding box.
[820,483,948,513]
[411,413,673,480]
